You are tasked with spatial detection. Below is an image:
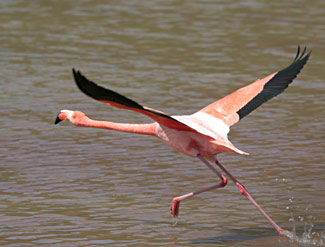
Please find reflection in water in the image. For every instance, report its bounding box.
[1,0,325,246]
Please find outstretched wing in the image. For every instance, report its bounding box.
[198,47,311,126]
[72,69,196,132]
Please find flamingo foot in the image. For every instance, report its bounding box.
[170,198,181,217]
[279,229,294,239]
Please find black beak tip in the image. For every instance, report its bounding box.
[54,115,62,125]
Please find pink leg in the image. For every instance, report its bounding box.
[215,159,289,237]
[170,155,227,217]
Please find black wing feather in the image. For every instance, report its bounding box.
[72,68,181,122]
[72,69,143,110]
[237,47,311,120]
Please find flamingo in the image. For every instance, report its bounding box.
[55,47,310,237]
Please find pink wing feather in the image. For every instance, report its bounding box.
[199,73,276,126]
[198,47,310,126]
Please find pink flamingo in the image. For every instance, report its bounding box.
[55,47,310,237]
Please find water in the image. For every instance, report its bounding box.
[1,0,325,246]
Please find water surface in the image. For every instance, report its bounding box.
[1,0,325,246]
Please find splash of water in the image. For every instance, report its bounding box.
[283,199,325,246]
[171,217,179,226]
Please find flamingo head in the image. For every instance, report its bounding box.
[54,110,74,124]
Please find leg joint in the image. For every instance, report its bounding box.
[221,175,228,187]
[236,182,248,196]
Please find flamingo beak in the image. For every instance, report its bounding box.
[54,114,63,125]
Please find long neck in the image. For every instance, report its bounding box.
[75,117,157,136]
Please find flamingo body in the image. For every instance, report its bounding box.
[55,47,310,237]
[165,112,246,157]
